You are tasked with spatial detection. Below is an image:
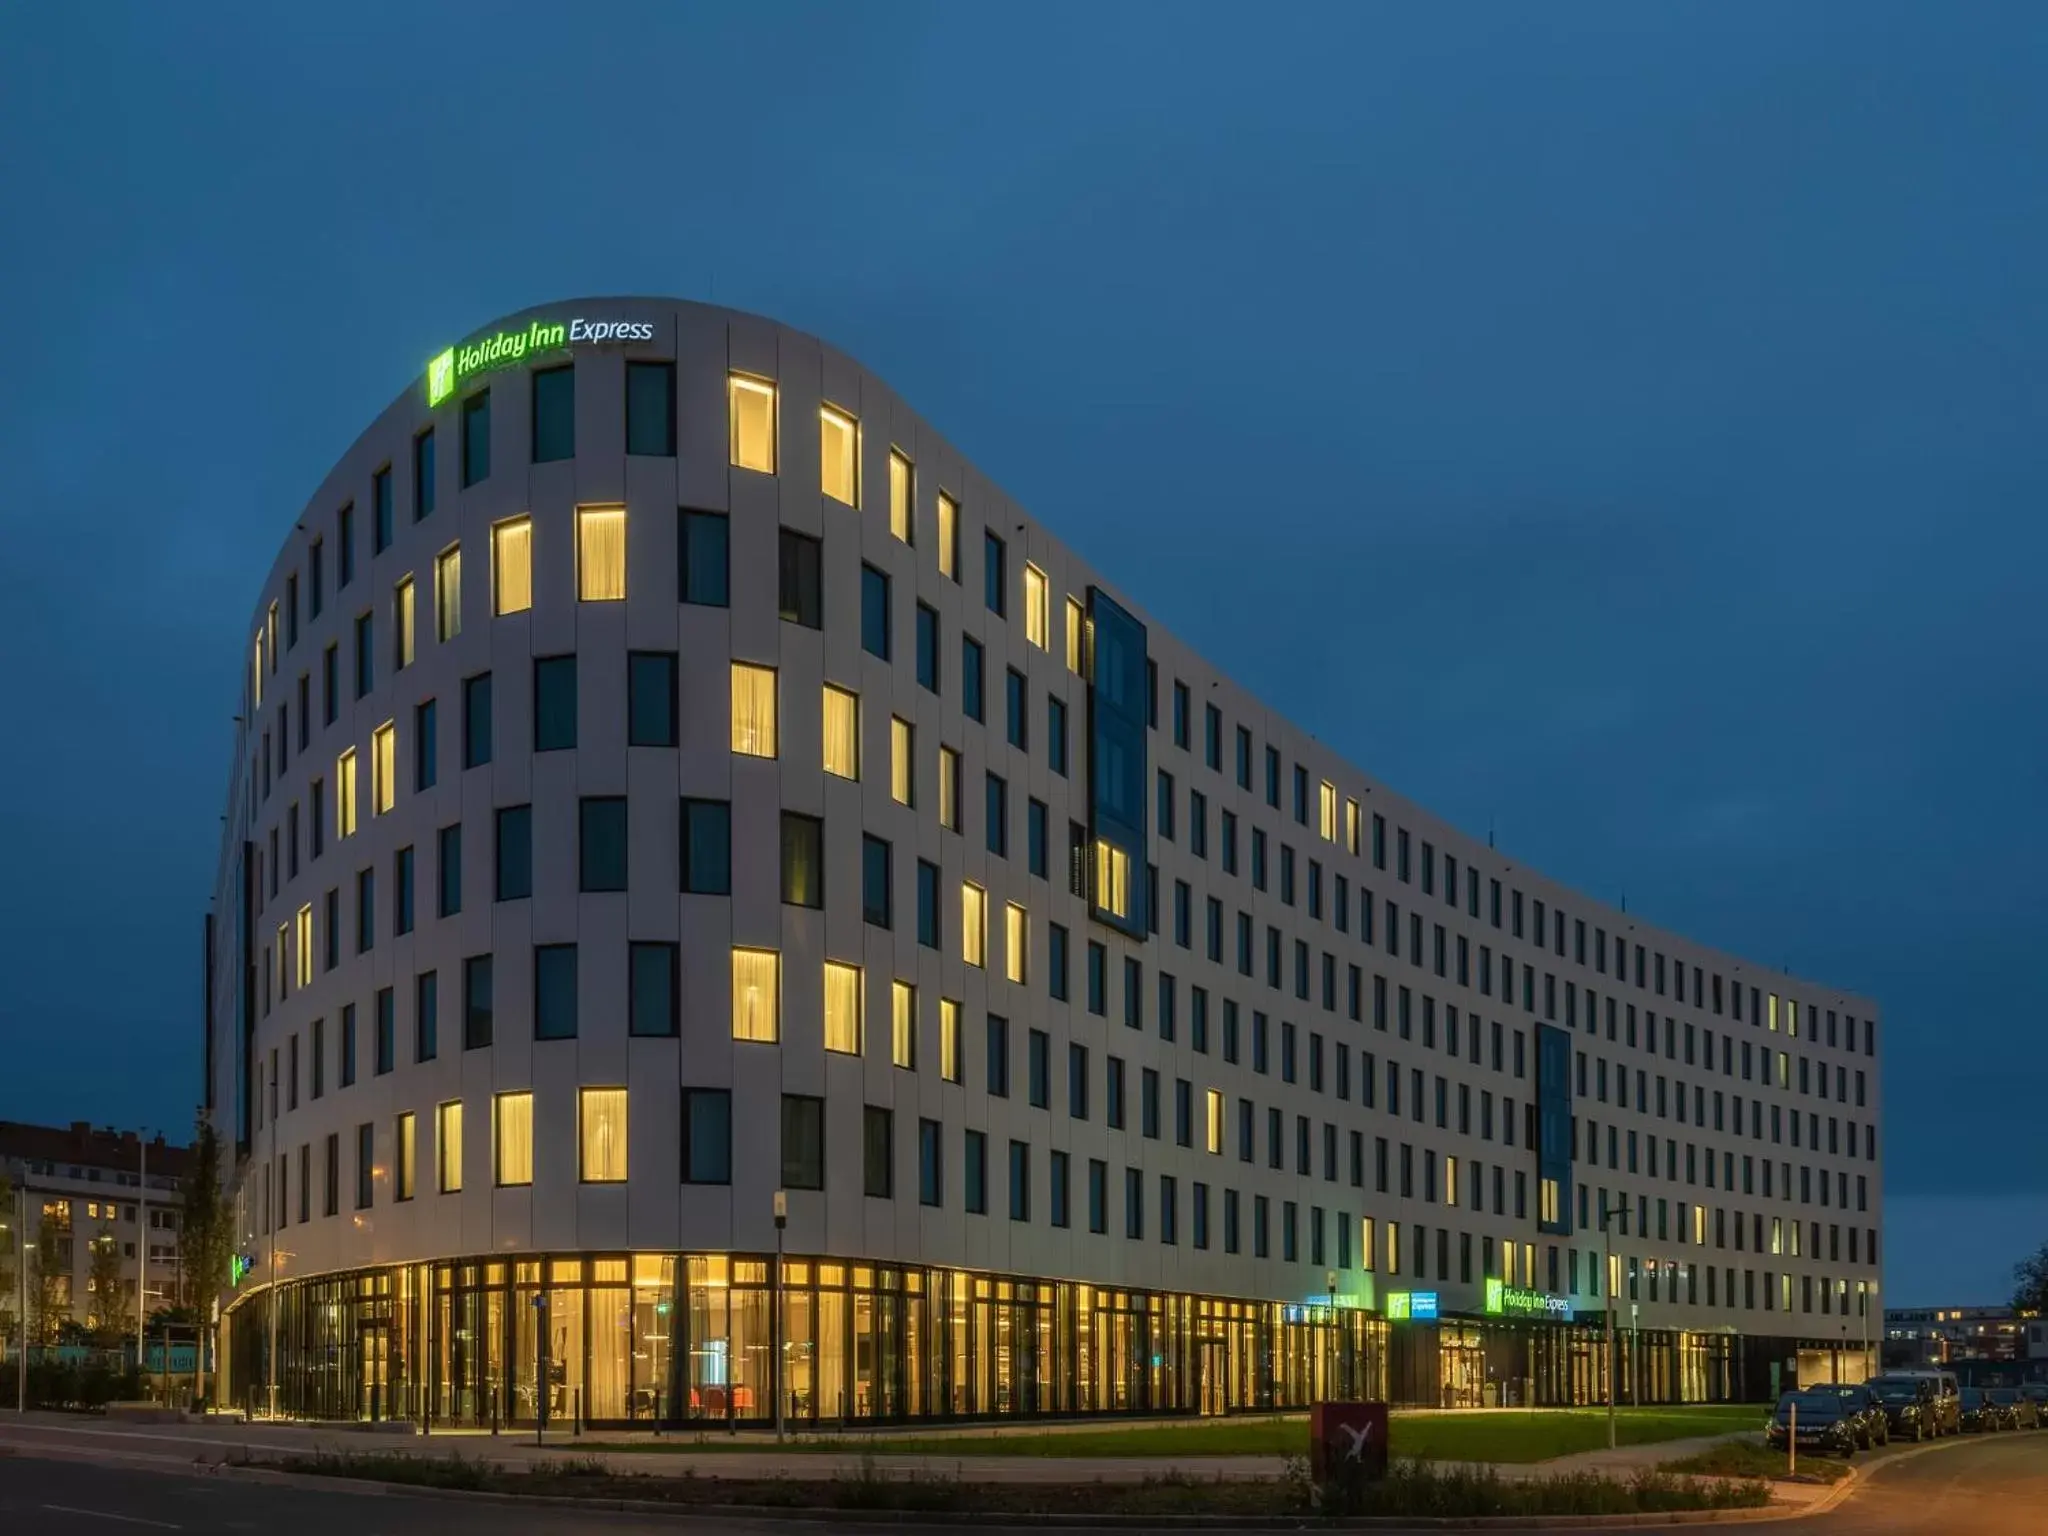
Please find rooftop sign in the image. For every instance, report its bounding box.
[1485,1278,1575,1321]
[426,316,657,406]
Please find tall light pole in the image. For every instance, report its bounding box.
[1600,1198,1629,1450]
[12,1180,25,1412]
[136,1132,149,1375]
[266,1057,279,1419]
[772,1190,787,1444]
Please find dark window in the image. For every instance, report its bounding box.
[356,868,375,953]
[1009,1140,1031,1221]
[462,672,492,768]
[679,510,729,606]
[436,823,461,918]
[681,1089,731,1183]
[862,835,892,927]
[778,529,822,628]
[984,530,1006,614]
[393,845,415,935]
[1006,668,1027,749]
[986,773,1008,857]
[372,467,393,553]
[531,366,574,463]
[630,942,679,1037]
[681,798,732,894]
[494,805,532,901]
[628,652,677,746]
[414,427,437,519]
[962,636,984,721]
[339,500,358,586]
[861,565,891,660]
[462,956,492,1049]
[579,797,628,891]
[356,1123,375,1209]
[965,1130,988,1214]
[780,1094,825,1190]
[781,811,823,908]
[1048,697,1067,775]
[533,655,577,751]
[987,1015,1011,1097]
[915,603,940,692]
[323,644,339,725]
[534,944,577,1039]
[414,698,438,790]
[353,611,373,698]
[1029,1029,1051,1108]
[917,860,940,948]
[1028,798,1048,878]
[374,987,394,1073]
[863,1106,894,1199]
[918,1119,943,1206]
[415,970,438,1062]
[625,361,676,456]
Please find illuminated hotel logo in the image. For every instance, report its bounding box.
[427,317,656,405]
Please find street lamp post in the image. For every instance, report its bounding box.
[266,1059,280,1420]
[1600,1199,1629,1450]
[136,1133,149,1379]
[11,1181,25,1413]
[772,1190,787,1444]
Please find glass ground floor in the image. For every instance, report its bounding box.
[221,1252,1850,1426]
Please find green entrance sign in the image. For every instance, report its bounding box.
[1484,1277,1575,1320]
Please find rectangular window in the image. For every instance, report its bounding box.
[579,1087,627,1182]
[462,955,492,1049]
[1006,668,1028,749]
[356,1121,376,1209]
[891,981,916,1069]
[918,1119,943,1205]
[533,943,578,1039]
[986,772,1008,856]
[371,720,396,814]
[534,655,576,750]
[937,491,959,579]
[339,499,358,586]
[965,1130,988,1214]
[890,717,914,806]
[823,685,859,779]
[462,672,492,768]
[780,811,823,907]
[679,508,729,606]
[781,1094,825,1190]
[731,663,778,757]
[940,998,962,1082]
[824,960,863,1054]
[353,611,373,697]
[732,947,780,1042]
[576,505,626,600]
[371,467,394,549]
[1065,596,1085,673]
[984,530,1006,615]
[630,941,678,1037]
[682,1089,732,1183]
[864,1106,894,1199]
[1006,903,1028,985]
[492,517,532,615]
[778,528,822,627]
[1023,564,1049,648]
[918,861,941,949]
[962,882,987,967]
[1009,1140,1031,1221]
[494,804,532,901]
[393,845,414,935]
[434,546,461,641]
[861,564,891,659]
[963,636,984,721]
[863,834,892,927]
[335,748,358,838]
[436,1101,462,1193]
[532,364,574,462]
[729,374,777,472]
[888,449,914,542]
[819,403,859,504]
[460,393,488,488]
[915,603,939,691]
[939,746,961,830]
[628,651,677,746]
[494,1091,533,1186]
[1049,696,1067,774]
[579,796,627,891]
[625,361,675,456]
[680,798,731,894]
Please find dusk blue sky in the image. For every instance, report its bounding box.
[3,4,2043,1305]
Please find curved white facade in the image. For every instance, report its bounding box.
[206,298,1883,1423]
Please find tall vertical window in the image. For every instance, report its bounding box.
[434,546,461,641]
[340,499,358,585]
[861,564,891,659]
[939,746,960,830]
[494,1091,533,1186]
[576,505,626,600]
[626,361,675,455]
[822,685,859,780]
[680,798,732,893]
[824,961,863,1054]
[294,903,313,988]
[1005,903,1028,985]
[890,717,914,805]
[1319,781,1338,841]
[781,1096,825,1191]
[494,804,532,900]
[414,427,437,520]
[462,672,492,768]
[862,834,891,927]
[679,508,728,605]
[437,823,461,917]
[371,722,396,814]
[819,404,858,505]
[962,882,987,968]
[983,531,1006,615]
[731,664,778,757]
[732,948,779,1042]
[963,636,984,721]
[393,577,415,669]
[940,998,963,1082]
[417,695,439,791]
[682,1089,732,1183]
[628,651,677,746]
[891,981,916,1068]
[888,449,913,542]
[533,943,578,1039]
[437,1100,462,1192]
[463,954,492,1049]
[1065,597,1085,673]
[336,749,358,838]
[579,797,628,891]
[533,655,576,751]
[531,364,574,462]
[729,374,776,472]
[937,491,959,580]
[777,528,822,628]
[353,611,373,697]
[371,467,392,552]
[394,1113,416,1201]
[629,942,679,1037]
[579,1088,627,1182]
[459,393,488,488]
[780,812,823,907]
[492,517,532,615]
[1023,565,1049,649]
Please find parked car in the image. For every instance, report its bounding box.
[1868,1376,1943,1441]
[1986,1388,2036,1430]
[1869,1372,1960,1435]
[1766,1390,1862,1457]
[2019,1383,2048,1426]
[1802,1383,1891,1449]
[1958,1387,2001,1433]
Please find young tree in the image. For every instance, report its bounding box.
[179,1121,234,1407]
[30,1210,66,1346]
[0,1169,16,1350]
[2013,1242,2048,1315]
[87,1224,125,1349]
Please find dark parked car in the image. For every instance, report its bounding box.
[1986,1388,2036,1430]
[1958,1387,2001,1433]
[1869,1372,1960,1435]
[2020,1383,2048,1426]
[1803,1383,1890,1448]
[1868,1376,1943,1441]
[1766,1390,1862,1457]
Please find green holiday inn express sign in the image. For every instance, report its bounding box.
[426,316,656,406]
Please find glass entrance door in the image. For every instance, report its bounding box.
[1199,1340,1226,1416]
[358,1324,389,1422]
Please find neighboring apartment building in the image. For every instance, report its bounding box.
[0,1121,189,1340]
[205,298,1884,1426]
[1883,1305,2031,1367]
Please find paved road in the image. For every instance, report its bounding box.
[1806,1432,2048,1534]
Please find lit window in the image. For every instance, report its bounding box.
[822,685,859,780]
[888,449,913,542]
[580,1087,628,1182]
[252,631,265,706]
[730,663,778,758]
[396,1112,416,1201]
[394,577,415,668]
[1095,839,1131,918]
[336,748,358,838]
[1065,597,1085,674]
[890,717,914,806]
[1768,993,1780,1032]
[492,517,532,615]
[435,546,461,641]
[824,961,862,1054]
[1693,1203,1706,1244]
[295,904,313,988]
[937,491,958,578]
[940,998,962,1082]
[1023,565,1050,649]
[939,745,960,830]
[1319,781,1338,842]
[1448,1156,1461,1207]
[437,1101,463,1192]
[1004,903,1028,984]
[1787,999,1799,1038]
[732,947,779,1042]
[371,721,396,814]
[820,406,858,505]
[493,1091,533,1186]
[577,506,626,601]
[891,980,916,1069]
[1387,1220,1400,1273]
[1344,798,1360,855]
[962,883,987,968]
[729,374,776,473]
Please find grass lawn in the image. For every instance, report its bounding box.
[579,1403,1764,1463]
